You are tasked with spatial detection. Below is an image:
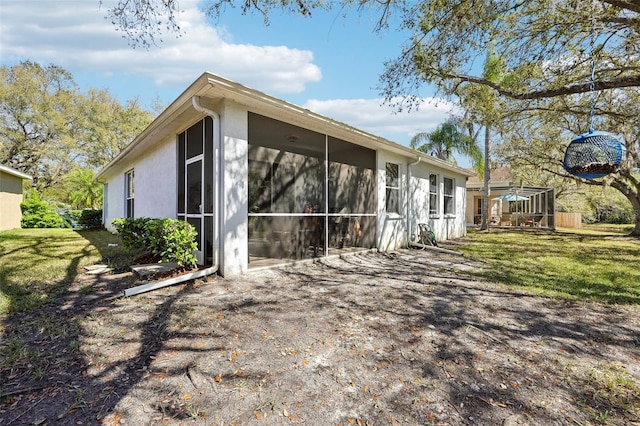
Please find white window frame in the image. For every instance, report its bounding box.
[429,173,438,216]
[385,162,400,215]
[125,169,134,218]
[443,177,455,216]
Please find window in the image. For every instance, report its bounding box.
[125,169,134,218]
[385,162,400,214]
[444,177,455,215]
[429,174,438,215]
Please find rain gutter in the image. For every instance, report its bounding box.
[123,96,221,297]
[406,157,421,243]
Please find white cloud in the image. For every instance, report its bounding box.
[0,0,321,93]
[303,97,458,145]
[1,1,456,148]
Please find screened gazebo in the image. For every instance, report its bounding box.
[465,166,556,229]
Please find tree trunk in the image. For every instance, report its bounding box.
[480,126,491,231]
[631,196,640,237]
[614,180,640,237]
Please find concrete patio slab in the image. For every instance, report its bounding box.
[131,262,180,278]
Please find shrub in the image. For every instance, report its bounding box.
[20,190,65,228]
[596,204,634,224]
[74,209,103,229]
[112,217,150,250]
[112,217,198,267]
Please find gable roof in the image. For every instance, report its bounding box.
[0,164,32,180]
[97,72,475,180]
[467,165,513,186]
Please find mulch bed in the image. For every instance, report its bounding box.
[1,248,639,425]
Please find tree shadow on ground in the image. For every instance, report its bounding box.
[1,246,638,425]
[0,231,198,424]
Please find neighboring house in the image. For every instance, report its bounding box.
[465,166,556,229]
[97,72,475,276]
[0,164,32,231]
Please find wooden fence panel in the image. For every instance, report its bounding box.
[556,212,582,228]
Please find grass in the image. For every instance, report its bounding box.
[1,226,638,317]
[582,362,640,423]
[580,223,636,234]
[459,227,640,304]
[0,228,131,315]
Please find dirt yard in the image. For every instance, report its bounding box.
[1,248,639,425]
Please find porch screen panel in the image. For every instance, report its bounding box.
[327,137,376,214]
[186,161,201,215]
[204,116,214,214]
[187,217,202,252]
[186,120,203,159]
[327,137,376,250]
[177,118,215,267]
[248,113,325,262]
[248,114,325,214]
[248,216,326,261]
[178,133,185,213]
[204,216,213,264]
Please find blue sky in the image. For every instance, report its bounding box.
[1,0,459,148]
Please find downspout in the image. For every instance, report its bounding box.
[406,157,421,244]
[123,96,221,297]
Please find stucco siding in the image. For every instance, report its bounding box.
[103,172,125,231]
[407,165,431,241]
[134,136,177,219]
[219,102,249,276]
[102,135,176,231]
[0,172,24,231]
[96,72,474,276]
[377,151,408,251]
[374,158,469,248]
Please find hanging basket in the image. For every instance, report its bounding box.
[563,130,625,179]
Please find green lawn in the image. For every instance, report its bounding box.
[459,228,640,304]
[0,228,129,315]
[1,227,639,317]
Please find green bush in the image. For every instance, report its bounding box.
[66,209,103,229]
[596,204,634,224]
[112,217,150,250]
[112,217,198,267]
[20,190,65,228]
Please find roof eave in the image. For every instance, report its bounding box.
[202,74,475,176]
[96,73,213,181]
[97,72,476,180]
[0,164,32,180]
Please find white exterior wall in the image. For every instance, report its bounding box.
[409,165,467,242]
[377,151,409,251]
[219,101,249,276]
[103,134,177,231]
[375,151,468,251]
[135,136,177,219]
[408,164,431,241]
[103,172,124,231]
[100,95,469,276]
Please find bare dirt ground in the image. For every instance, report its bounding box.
[1,247,639,425]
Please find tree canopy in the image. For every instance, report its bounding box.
[410,119,482,168]
[103,0,640,234]
[0,61,154,205]
[104,1,640,99]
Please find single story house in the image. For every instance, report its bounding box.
[97,72,475,276]
[465,166,556,228]
[0,164,32,231]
